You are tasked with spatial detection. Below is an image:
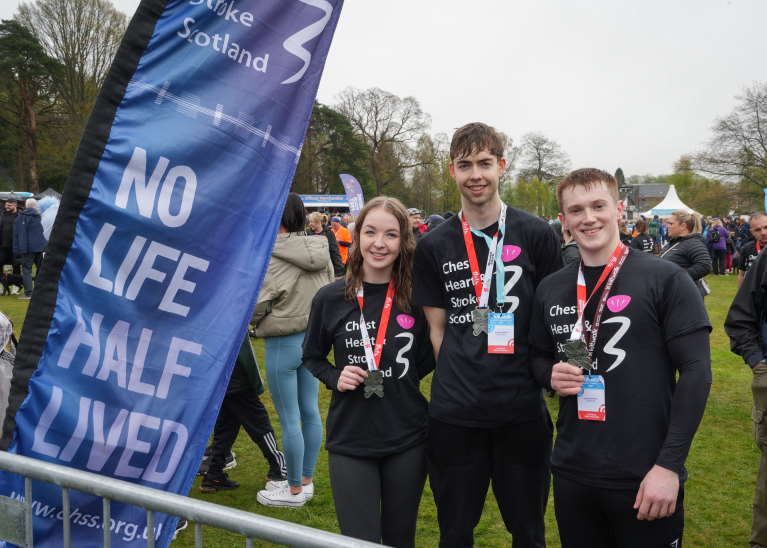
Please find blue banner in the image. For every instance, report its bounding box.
[338,174,364,216]
[0,0,342,546]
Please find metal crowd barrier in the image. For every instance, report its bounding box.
[0,451,380,547]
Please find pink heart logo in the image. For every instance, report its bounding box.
[502,245,521,262]
[607,295,631,313]
[396,314,415,330]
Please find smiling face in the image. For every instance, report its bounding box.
[449,149,506,210]
[360,206,401,282]
[559,181,623,264]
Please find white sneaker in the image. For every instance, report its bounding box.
[265,479,287,491]
[257,486,306,508]
[264,480,313,501]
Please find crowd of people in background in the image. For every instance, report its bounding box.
[0,196,48,300]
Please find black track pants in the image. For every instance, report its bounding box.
[328,443,426,547]
[553,474,684,548]
[207,389,286,479]
[427,415,552,548]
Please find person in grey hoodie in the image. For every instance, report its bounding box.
[254,193,333,508]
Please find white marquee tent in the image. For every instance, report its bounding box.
[641,184,697,217]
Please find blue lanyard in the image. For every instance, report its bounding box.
[470,210,507,308]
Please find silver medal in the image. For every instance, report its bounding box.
[472,307,489,336]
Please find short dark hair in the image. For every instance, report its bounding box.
[280,193,306,233]
[557,168,618,207]
[635,220,647,233]
[450,122,505,161]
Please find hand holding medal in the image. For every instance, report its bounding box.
[337,366,368,392]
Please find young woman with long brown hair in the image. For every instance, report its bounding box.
[303,196,435,547]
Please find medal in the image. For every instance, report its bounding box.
[563,339,593,372]
[472,307,489,336]
[363,370,384,399]
[356,281,396,398]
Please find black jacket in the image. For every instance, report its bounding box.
[725,249,767,368]
[659,234,712,281]
[561,241,580,266]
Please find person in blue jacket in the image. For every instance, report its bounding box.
[13,198,46,300]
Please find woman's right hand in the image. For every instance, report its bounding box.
[337,366,368,392]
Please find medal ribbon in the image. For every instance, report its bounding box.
[569,243,628,342]
[585,246,629,359]
[356,280,396,371]
[460,203,507,309]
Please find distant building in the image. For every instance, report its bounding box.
[620,183,669,219]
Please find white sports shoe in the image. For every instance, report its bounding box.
[265,479,287,490]
[264,480,313,501]
[257,486,306,508]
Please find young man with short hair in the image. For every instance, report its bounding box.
[529,168,711,547]
[738,213,767,286]
[413,122,562,547]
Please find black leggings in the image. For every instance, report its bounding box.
[328,443,426,547]
[554,474,684,548]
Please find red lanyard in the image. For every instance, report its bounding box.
[356,280,396,370]
[758,241,762,253]
[570,243,629,344]
[460,207,505,306]
[576,243,627,317]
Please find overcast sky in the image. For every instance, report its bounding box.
[2,0,765,177]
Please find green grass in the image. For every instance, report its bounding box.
[1,273,756,546]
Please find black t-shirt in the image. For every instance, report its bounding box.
[529,250,711,488]
[302,280,434,458]
[413,205,563,427]
[630,233,654,253]
[738,240,762,272]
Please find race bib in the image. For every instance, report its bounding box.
[577,375,606,421]
[488,312,514,354]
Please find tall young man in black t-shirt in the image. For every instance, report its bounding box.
[738,213,767,286]
[529,168,711,547]
[413,123,562,547]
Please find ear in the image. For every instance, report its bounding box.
[448,161,456,179]
[617,199,625,220]
[497,157,507,174]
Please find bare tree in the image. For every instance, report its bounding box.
[517,132,570,183]
[336,87,431,195]
[17,0,127,126]
[695,83,767,189]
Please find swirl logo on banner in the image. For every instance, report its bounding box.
[0,0,343,546]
